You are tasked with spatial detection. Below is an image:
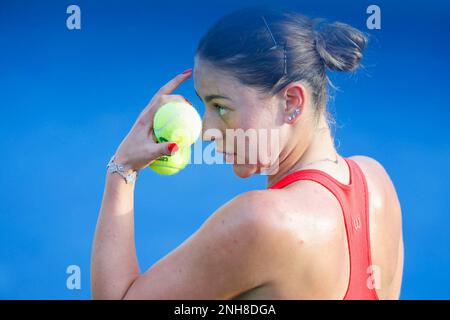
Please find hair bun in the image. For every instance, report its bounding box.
[314,21,368,72]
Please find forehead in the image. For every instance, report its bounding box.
[193,57,249,100]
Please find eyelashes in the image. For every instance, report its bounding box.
[213,103,229,116]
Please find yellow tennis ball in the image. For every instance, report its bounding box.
[153,101,202,147]
[149,146,191,175]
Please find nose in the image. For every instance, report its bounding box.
[201,110,222,142]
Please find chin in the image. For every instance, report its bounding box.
[232,163,258,178]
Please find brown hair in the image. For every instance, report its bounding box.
[196,6,368,119]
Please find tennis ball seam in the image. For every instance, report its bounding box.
[154,110,179,133]
[154,110,197,145]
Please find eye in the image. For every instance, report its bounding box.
[213,104,229,116]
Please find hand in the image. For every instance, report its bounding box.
[114,69,193,172]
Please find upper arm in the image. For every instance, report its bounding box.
[123,191,277,299]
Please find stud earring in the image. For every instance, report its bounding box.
[288,108,301,121]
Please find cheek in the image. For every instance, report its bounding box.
[202,111,227,140]
[247,109,280,158]
[230,130,280,169]
[233,106,273,132]
[228,107,278,158]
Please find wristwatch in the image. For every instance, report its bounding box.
[106,155,139,184]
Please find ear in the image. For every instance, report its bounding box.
[282,82,306,124]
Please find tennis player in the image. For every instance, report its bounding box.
[91,7,403,300]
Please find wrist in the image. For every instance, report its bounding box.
[113,155,132,172]
[107,155,139,184]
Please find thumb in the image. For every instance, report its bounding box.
[155,142,179,157]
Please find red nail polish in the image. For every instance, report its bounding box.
[182,68,192,74]
[168,142,179,154]
[183,97,193,106]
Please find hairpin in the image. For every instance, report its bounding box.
[261,16,288,76]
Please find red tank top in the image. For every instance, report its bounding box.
[268,157,379,300]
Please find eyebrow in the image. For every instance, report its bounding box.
[195,89,231,103]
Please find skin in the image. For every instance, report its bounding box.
[91,58,404,300]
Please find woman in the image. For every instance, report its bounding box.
[91,7,404,300]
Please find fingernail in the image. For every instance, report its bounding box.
[168,142,179,154]
[182,68,192,74]
[183,97,193,106]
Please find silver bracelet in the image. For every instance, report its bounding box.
[106,155,139,184]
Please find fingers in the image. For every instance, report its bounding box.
[157,94,188,106]
[151,142,180,159]
[137,69,193,129]
[156,69,192,96]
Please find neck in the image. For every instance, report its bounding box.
[267,120,338,188]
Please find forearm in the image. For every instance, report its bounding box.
[91,171,140,299]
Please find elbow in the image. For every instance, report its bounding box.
[120,277,140,300]
[91,279,138,300]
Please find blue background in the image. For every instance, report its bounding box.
[0,0,449,299]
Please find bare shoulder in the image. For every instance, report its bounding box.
[225,187,345,255]
[202,189,296,260]
[349,155,389,176]
[221,189,322,230]
[199,191,275,248]
[348,156,403,299]
[196,190,295,289]
[211,188,316,261]
[210,190,290,236]
[348,155,397,190]
[349,155,402,214]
